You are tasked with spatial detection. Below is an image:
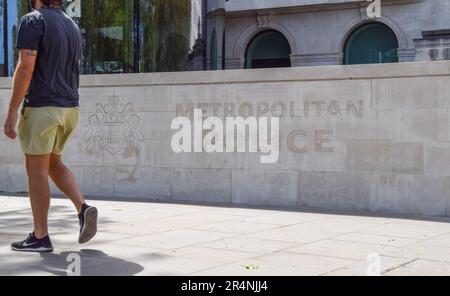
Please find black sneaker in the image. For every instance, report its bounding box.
[78,203,98,244]
[11,232,54,253]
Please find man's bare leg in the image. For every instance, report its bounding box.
[48,153,97,244]
[48,154,85,213]
[26,154,51,239]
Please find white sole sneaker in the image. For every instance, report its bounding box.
[78,207,98,244]
[11,246,54,252]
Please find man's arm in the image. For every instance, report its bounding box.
[3,49,38,140]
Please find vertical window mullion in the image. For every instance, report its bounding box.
[133,0,140,73]
[2,0,8,76]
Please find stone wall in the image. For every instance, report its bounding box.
[1,61,449,217]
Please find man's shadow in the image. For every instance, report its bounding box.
[39,249,144,276]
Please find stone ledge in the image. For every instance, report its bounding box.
[1,61,449,89]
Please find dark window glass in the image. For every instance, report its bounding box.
[245,30,292,69]
[344,22,399,65]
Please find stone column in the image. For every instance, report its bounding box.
[207,6,225,70]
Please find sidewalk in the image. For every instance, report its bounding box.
[1,194,450,276]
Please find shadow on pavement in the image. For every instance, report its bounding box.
[0,201,142,276]
[0,206,77,229]
[39,250,144,276]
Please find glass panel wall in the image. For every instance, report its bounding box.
[1,0,28,76]
[70,0,135,74]
[0,0,204,76]
[137,0,193,73]
[0,0,4,76]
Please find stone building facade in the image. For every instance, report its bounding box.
[206,0,450,69]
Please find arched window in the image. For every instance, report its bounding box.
[210,29,218,70]
[245,30,291,69]
[344,22,399,65]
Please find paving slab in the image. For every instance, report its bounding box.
[384,259,450,276]
[1,195,450,276]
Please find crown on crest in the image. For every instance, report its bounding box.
[108,95,120,105]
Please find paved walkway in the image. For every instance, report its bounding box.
[1,194,450,276]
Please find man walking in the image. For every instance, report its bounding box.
[3,0,97,252]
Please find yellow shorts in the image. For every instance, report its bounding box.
[18,107,80,156]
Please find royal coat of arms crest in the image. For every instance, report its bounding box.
[85,96,144,157]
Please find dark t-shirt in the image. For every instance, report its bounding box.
[16,7,82,108]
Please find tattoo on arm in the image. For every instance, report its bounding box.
[25,50,37,56]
